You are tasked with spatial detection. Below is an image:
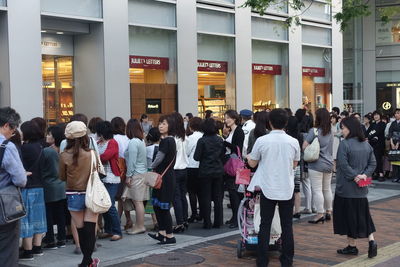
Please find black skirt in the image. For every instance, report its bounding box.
[333,194,376,239]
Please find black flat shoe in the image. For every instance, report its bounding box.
[183,222,189,229]
[157,236,176,245]
[148,232,165,242]
[293,213,301,219]
[325,213,332,221]
[229,223,238,229]
[368,241,377,258]
[225,219,233,225]
[187,216,196,223]
[337,245,358,255]
[172,225,185,233]
[308,216,325,224]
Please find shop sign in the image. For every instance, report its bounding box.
[146,99,162,114]
[252,64,282,75]
[302,67,325,77]
[129,56,169,70]
[41,41,61,48]
[382,102,392,110]
[197,60,228,72]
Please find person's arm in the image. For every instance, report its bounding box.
[235,128,245,155]
[293,141,301,169]
[100,140,118,162]
[363,147,377,177]
[187,136,195,158]
[247,131,255,155]
[336,141,358,180]
[302,128,315,150]
[59,154,67,181]
[246,138,261,168]
[151,151,165,169]
[193,138,203,162]
[2,143,27,187]
[125,140,138,177]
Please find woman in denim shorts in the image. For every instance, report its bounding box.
[60,121,100,267]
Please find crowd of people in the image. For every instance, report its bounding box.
[1,104,398,267]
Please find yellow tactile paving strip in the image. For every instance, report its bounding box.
[334,242,400,267]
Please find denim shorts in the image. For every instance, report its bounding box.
[67,193,86,211]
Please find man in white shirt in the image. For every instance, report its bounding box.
[247,108,300,267]
[240,109,256,157]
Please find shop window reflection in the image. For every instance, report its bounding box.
[42,55,74,125]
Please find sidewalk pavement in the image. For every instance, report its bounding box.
[19,181,400,267]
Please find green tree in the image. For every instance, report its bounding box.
[242,0,399,31]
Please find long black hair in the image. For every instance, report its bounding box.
[254,111,269,139]
[315,108,331,136]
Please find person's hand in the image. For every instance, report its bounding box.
[26,172,32,176]
[125,177,132,188]
[246,154,252,162]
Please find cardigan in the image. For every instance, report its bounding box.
[99,139,121,177]
[224,126,245,156]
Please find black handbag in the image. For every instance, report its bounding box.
[388,150,400,162]
[0,140,26,225]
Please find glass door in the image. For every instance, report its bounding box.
[42,55,74,125]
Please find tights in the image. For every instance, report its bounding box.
[77,222,96,267]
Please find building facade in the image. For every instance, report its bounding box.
[0,0,343,123]
[344,0,400,115]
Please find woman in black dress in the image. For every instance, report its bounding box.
[368,111,386,181]
[148,115,177,244]
[223,110,244,229]
[333,117,377,258]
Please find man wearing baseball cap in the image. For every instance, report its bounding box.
[240,109,255,157]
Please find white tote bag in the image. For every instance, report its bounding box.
[85,150,112,214]
[254,204,282,237]
[303,128,320,163]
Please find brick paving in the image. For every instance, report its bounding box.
[129,196,400,267]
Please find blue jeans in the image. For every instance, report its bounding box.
[103,183,122,236]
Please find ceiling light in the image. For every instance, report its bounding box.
[41,30,47,33]
[56,32,64,35]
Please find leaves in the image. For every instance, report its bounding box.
[242,0,393,31]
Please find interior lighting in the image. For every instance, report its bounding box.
[56,32,64,35]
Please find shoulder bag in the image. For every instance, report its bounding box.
[141,156,175,190]
[85,150,112,214]
[0,140,27,225]
[224,146,245,177]
[304,128,320,163]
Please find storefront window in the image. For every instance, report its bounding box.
[42,55,74,125]
[376,19,400,44]
[0,0,6,7]
[41,0,102,18]
[128,0,176,28]
[301,0,331,22]
[198,34,235,119]
[302,46,332,112]
[197,8,235,35]
[129,27,177,122]
[251,17,288,41]
[252,40,289,110]
[302,25,332,46]
[376,71,400,113]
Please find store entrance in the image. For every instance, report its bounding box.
[42,55,74,125]
[302,67,331,112]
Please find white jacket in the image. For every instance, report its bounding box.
[242,120,256,157]
[174,137,189,170]
[186,131,203,168]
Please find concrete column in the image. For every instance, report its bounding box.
[103,0,130,121]
[235,0,252,111]
[0,12,10,108]
[332,0,344,111]
[176,0,198,115]
[362,0,376,113]
[7,0,42,121]
[288,8,302,110]
[74,23,106,120]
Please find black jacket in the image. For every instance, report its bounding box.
[368,121,386,150]
[194,135,225,178]
[389,120,400,145]
[224,126,245,155]
[21,141,43,188]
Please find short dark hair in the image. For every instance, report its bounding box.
[0,107,21,129]
[225,110,240,125]
[341,117,365,142]
[185,113,193,120]
[31,117,46,139]
[126,119,144,140]
[158,115,175,136]
[189,117,202,132]
[20,121,43,142]
[47,125,65,147]
[70,113,88,125]
[364,114,372,122]
[284,108,293,117]
[111,117,126,135]
[146,127,161,143]
[205,110,213,119]
[269,108,288,130]
[330,114,339,123]
[96,121,114,140]
[395,108,400,113]
[332,107,340,114]
[372,110,382,119]
[140,114,148,122]
[88,117,103,134]
[202,118,218,135]
[340,110,349,117]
